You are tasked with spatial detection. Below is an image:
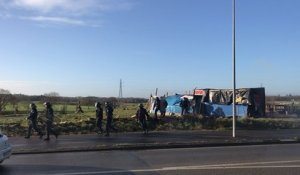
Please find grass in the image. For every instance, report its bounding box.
[2,102,300,136]
[1,102,138,118]
[0,102,140,135]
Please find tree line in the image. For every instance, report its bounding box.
[266,95,300,102]
[0,88,148,114]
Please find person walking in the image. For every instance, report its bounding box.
[136,103,150,134]
[95,102,104,134]
[153,97,161,121]
[43,102,58,141]
[160,98,168,117]
[25,103,43,139]
[104,102,117,136]
[180,97,190,116]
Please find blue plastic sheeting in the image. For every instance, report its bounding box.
[203,103,248,117]
[165,95,192,114]
[166,104,182,114]
[166,95,182,106]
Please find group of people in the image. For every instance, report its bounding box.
[95,102,150,135]
[94,102,118,136]
[25,102,58,141]
[153,96,192,117]
[25,97,192,139]
[25,101,120,139]
[25,101,150,139]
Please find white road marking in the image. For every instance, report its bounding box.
[156,143,300,152]
[45,159,300,175]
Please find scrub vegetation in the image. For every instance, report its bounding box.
[1,103,300,137]
[0,92,300,136]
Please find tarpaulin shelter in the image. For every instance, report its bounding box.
[148,94,193,116]
[193,88,265,117]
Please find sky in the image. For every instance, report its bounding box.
[0,0,299,98]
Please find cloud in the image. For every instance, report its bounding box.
[22,16,87,26]
[10,0,99,14]
[4,0,134,13]
[0,12,11,19]
[0,0,135,26]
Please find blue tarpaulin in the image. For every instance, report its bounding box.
[165,95,181,114]
[165,95,192,114]
[203,102,248,118]
[149,94,192,115]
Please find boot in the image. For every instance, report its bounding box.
[44,137,50,141]
[39,133,44,139]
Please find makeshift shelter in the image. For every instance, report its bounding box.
[148,94,193,116]
[193,88,265,118]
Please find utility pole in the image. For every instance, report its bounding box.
[232,0,236,138]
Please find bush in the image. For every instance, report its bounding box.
[2,115,300,136]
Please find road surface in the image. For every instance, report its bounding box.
[2,143,300,175]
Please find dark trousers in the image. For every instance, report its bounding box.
[26,121,42,137]
[139,118,147,131]
[96,117,104,132]
[181,107,189,116]
[154,108,160,119]
[161,109,166,117]
[106,117,117,134]
[46,121,57,138]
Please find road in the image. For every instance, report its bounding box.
[10,129,300,154]
[1,144,300,175]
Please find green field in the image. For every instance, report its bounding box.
[1,102,139,117]
[2,101,300,137]
[0,102,145,136]
[0,102,140,128]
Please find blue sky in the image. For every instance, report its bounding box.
[0,0,299,97]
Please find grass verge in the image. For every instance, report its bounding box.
[1,115,300,137]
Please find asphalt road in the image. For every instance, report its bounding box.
[2,143,300,175]
[10,129,300,154]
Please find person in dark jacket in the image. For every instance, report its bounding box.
[180,97,190,116]
[95,102,104,134]
[136,103,150,134]
[25,103,43,139]
[153,97,161,121]
[160,98,168,117]
[104,102,117,136]
[43,102,58,141]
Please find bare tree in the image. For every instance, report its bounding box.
[107,97,119,108]
[43,91,60,103]
[10,95,19,115]
[0,88,12,113]
[44,92,60,97]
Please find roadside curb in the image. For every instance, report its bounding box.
[12,139,300,155]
